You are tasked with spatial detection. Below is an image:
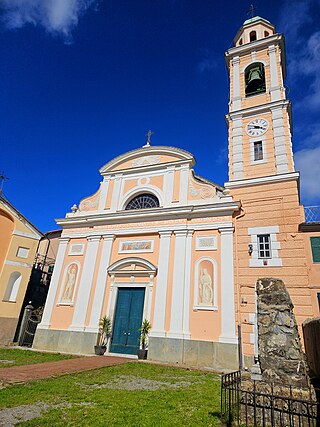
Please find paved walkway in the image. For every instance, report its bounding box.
[0,356,130,384]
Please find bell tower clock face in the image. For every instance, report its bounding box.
[246,118,269,137]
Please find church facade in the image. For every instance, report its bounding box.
[34,17,319,370]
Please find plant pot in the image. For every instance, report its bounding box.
[137,349,148,360]
[94,345,107,355]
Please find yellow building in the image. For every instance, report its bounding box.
[0,195,43,344]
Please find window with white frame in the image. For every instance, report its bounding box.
[257,234,271,258]
[248,226,282,267]
[254,141,263,161]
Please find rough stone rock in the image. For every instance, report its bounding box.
[256,278,309,386]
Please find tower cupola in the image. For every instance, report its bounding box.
[234,16,275,47]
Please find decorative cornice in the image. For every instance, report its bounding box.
[56,201,240,229]
[226,99,290,119]
[225,34,283,62]
[225,172,299,189]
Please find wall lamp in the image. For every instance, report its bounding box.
[248,244,253,255]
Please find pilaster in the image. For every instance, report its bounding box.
[38,237,69,329]
[151,231,172,338]
[268,45,282,101]
[86,235,115,332]
[219,227,237,344]
[168,230,189,339]
[69,236,101,332]
[231,56,242,111]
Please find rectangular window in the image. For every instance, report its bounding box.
[254,141,263,161]
[310,237,320,263]
[16,247,29,259]
[257,234,271,258]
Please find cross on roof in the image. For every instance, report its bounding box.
[247,4,257,19]
[143,130,154,148]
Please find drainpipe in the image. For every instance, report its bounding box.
[234,205,245,370]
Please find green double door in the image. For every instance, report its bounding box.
[110,287,145,355]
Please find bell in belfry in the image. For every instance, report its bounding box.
[245,64,266,96]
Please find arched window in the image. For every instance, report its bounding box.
[245,62,266,97]
[250,31,257,42]
[264,31,269,37]
[125,193,160,210]
[3,272,22,302]
[239,38,243,46]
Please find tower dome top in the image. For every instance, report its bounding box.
[233,15,275,47]
[243,16,271,26]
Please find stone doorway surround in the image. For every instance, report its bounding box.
[105,257,157,354]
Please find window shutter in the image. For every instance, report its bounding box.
[310,237,320,263]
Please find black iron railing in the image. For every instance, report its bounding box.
[221,371,318,426]
[304,206,320,223]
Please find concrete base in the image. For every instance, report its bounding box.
[148,336,239,370]
[33,328,98,355]
[0,317,18,345]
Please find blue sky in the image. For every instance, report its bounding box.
[1,0,319,232]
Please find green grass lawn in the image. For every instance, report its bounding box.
[0,348,77,368]
[0,362,221,426]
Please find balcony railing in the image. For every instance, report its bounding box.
[304,206,320,223]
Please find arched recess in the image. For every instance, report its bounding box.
[4,272,22,302]
[193,257,218,310]
[106,257,157,335]
[0,209,14,273]
[57,261,81,305]
[245,62,266,97]
[120,186,163,210]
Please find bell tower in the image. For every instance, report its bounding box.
[225,16,295,181]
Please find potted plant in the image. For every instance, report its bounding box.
[94,316,112,355]
[137,319,152,360]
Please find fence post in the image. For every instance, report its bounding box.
[303,318,320,427]
[17,303,34,346]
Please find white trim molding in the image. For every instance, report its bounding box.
[5,260,32,268]
[248,225,282,267]
[38,237,70,330]
[150,231,172,338]
[168,229,191,339]
[219,226,237,344]
[69,236,101,331]
[86,234,115,333]
[225,172,299,189]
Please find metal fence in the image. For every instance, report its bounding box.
[221,371,318,427]
[18,305,43,347]
[304,206,320,223]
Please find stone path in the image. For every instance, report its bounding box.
[0,355,130,384]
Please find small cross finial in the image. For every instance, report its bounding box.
[143,130,154,148]
[0,171,9,195]
[247,4,257,19]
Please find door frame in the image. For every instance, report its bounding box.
[105,257,156,354]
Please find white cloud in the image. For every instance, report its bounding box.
[279,0,320,111]
[294,146,320,203]
[0,0,99,43]
[197,49,217,73]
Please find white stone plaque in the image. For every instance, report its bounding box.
[196,236,217,251]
